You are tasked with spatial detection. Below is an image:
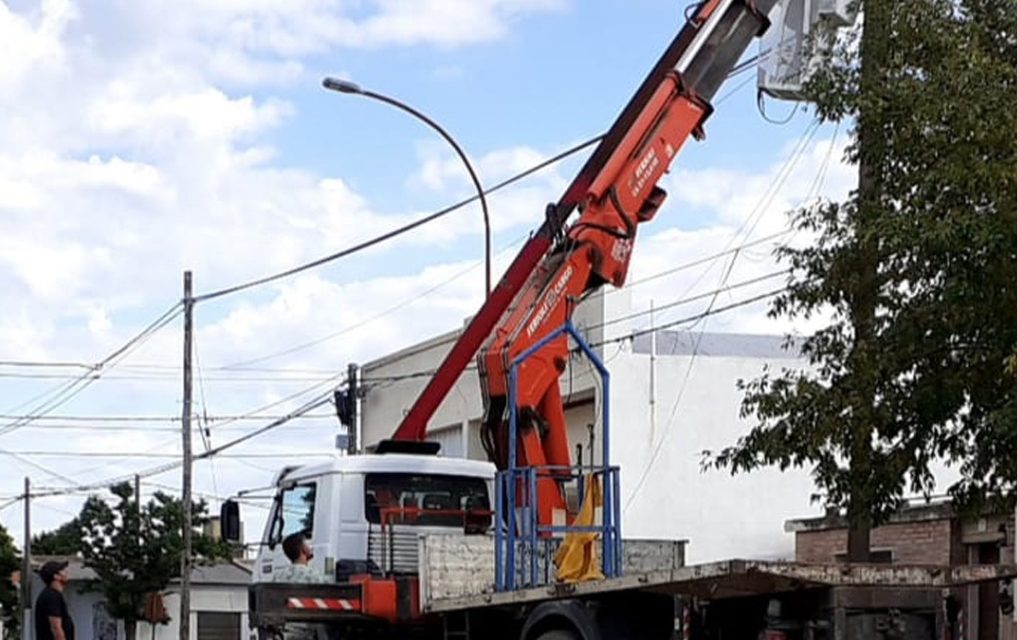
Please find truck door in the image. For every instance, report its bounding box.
[256,481,319,581]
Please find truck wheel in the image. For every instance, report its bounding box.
[534,631,579,640]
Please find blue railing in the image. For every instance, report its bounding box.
[494,321,622,591]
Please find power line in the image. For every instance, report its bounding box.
[0,58,780,389]
[0,302,183,441]
[0,448,78,484]
[202,373,345,433]
[0,422,333,433]
[622,120,828,512]
[3,450,337,459]
[0,413,335,422]
[17,285,784,501]
[0,209,791,390]
[28,392,332,498]
[354,279,791,386]
[189,57,777,305]
[0,362,347,375]
[0,372,352,383]
[592,270,790,331]
[193,136,604,303]
[0,361,94,369]
[612,229,794,292]
[593,287,787,349]
[223,230,532,369]
[226,229,794,374]
[142,481,274,510]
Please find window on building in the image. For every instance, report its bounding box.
[197,612,241,640]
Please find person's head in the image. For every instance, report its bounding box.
[282,532,313,564]
[38,561,69,590]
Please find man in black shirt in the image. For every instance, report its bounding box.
[35,560,75,640]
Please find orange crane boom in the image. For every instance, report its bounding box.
[391,0,775,528]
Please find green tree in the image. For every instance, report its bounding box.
[78,483,233,640]
[708,0,1017,558]
[31,519,82,557]
[0,523,19,640]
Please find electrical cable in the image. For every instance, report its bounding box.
[622,121,830,511]
[188,52,774,306]
[0,413,335,422]
[0,302,183,440]
[592,287,788,349]
[4,450,337,459]
[192,331,221,498]
[592,270,790,332]
[222,229,532,370]
[202,373,345,433]
[192,136,604,303]
[0,448,78,484]
[616,229,793,292]
[0,423,333,433]
[29,391,333,498]
[0,361,94,369]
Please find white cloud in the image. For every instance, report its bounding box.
[0,0,76,92]
[0,0,570,535]
[0,0,855,543]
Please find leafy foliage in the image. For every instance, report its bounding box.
[708,0,1017,529]
[78,483,233,640]
[0,523,19,639]
[32,519,82,557]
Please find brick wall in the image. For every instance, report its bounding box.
[796,528,847,563]
[796,518,955,564]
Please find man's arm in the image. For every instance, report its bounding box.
[48,616,66,640]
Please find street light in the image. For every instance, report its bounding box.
[322,77,492,299]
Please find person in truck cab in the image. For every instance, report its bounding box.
[273,532,329,640]
[273,532,330,584]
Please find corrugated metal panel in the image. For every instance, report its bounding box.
[429,425,464,458]
[368,527,420,574]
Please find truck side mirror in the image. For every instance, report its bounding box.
[220,500,241,543]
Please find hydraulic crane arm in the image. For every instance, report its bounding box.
[392,1,777,506]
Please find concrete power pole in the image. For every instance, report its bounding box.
[180,271,194,640]
[21,477,30,640]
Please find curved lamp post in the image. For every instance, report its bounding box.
[322,77,492,299]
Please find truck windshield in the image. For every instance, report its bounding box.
[364,473,490,528]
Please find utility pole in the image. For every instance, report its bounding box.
[135,473,142,546]
[180,271,194,640]
[346,363,359,455]
[845,0,889,563]
[21,477,30,640]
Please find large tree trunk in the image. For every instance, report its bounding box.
[845,0,891,564]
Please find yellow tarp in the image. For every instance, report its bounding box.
[553,475,605,583]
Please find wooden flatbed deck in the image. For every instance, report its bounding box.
[419,535,1017,613]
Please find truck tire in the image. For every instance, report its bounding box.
[534,632,579,640]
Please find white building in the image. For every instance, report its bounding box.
[359,290,820,563]
[28,557,250,640]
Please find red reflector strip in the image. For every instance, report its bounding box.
[286,597,360,611]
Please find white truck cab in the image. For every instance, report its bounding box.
[252,452,496,584]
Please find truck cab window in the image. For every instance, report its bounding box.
[364,473,490,528]
[269,483,316,546]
